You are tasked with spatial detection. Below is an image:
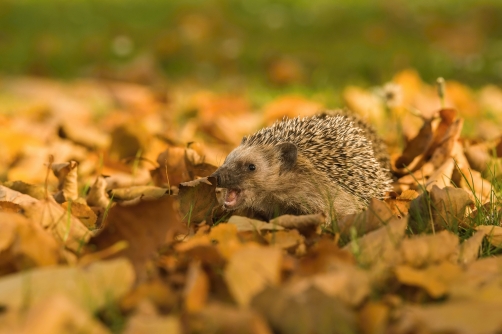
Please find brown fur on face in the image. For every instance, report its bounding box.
[212,143,364,221]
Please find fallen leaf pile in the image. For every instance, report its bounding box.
[1,70,502,333]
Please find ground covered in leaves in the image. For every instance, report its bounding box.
[2,70,502,333]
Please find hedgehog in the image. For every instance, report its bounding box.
[211,112,393,222]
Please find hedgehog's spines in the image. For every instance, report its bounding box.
[243,113,392,204]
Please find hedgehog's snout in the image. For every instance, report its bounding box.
[210,165,240,189]
[210,170,222,186]
[210,167,231,188]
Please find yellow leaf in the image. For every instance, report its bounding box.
[0,258,134,312]
[358,302,389,334]
[225,245,282,307]
[7,295,111,334]
[476,225,502,247]
[0,212,60,274]
[400,230,459,267]
[395,262,462,298]
[184,261,209,313]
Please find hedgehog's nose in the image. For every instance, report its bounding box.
[209,171,221,186]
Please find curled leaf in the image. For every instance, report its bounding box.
[179,177,218,225]
[86,176,110,208]
[409,185,473,232]
[52,161,79,202]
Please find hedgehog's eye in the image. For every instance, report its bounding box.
[248,164,256,171]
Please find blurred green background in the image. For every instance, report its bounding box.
[1,0,502,90]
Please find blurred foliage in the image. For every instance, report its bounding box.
[1,0,502,89]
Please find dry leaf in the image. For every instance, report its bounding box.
[458,229,485,265]
[104,169,152,190]
[174,235,212,253]
[450,257,502,303]
[264,230,304,251]
[123,315,181,334]
[343,217,407,267]
[450,256,502,297]
[208,223,238,243]
[0,201,23,214]
[251,286,356,334]
[429,118,463,168]
[395,262,462,298]
[208,223,243,260]
[2,180,46,200]
[12,294,111,334]
[186,302,272,334]
[51,161,79,202]
[228,215,284,232]
[394,118,433,169]
[25,196,91,252]
[338,199,396,238]
[111,186,169,201]
[297,239,355,276]
[269,213,324,231]
[120,279,177,313]
[150,147,186,187]
[79,241,129,266]
[451,140,470,170]
[225,245,282,306]
[476,225,502,247]
[396,161,435,185]
[0,258,134,311]
[457,167,494,205]
[0,212,60,275]
[427,108,457,151]
[88,195,186,279]
[408,185,473,232]
[385,190,419,217]
[448,262,502,312]
[86,176,110,208]
[0,127,43,168]
[150,146,213,188]
[358,302,389,334]
[184,261,209,313]
[400,230,459,267]
[61,201,97,229]
[290,265,370,306]
[0,185,39,205]
[7,141,86,184]
[109,123,151,161]
[178,177,218,225]
[177,242,227,269]
[425,157,455,190]
[464,142,492,172]
[59,121,110,149]
[3,187,91,253]
[184,146,218,179]
[397,301,502,334]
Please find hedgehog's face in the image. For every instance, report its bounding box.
[210,142,297,211]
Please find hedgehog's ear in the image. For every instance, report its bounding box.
[241,136,247,145]
[277,142,297,173]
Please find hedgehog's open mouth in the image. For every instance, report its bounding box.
[224,188,241,209]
